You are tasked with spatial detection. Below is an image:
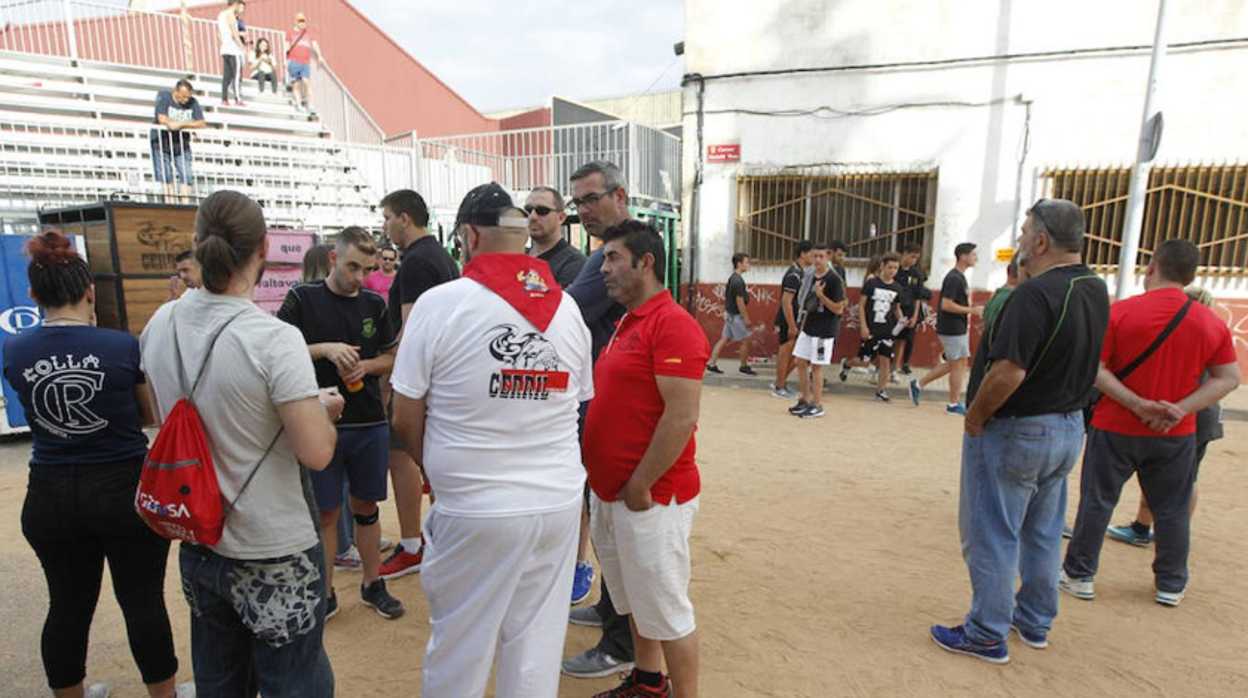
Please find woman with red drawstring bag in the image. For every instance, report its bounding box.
[140,191,343,696]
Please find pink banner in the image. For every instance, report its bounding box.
[255,265,302,302]
[266,231,316,265]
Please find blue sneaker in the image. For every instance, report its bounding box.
[1011,623,1049,649]
[909,379,921,405]
[571,561,595,605]
[1106,524,1153,547]
[946,403,967,416]
[930,624,1009,664]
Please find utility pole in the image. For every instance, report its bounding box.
[1116,0,1168,299]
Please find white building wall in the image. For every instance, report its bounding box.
[682,0,1248,296]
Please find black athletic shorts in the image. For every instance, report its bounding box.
[858,335,896,361]
[776,321,795,345]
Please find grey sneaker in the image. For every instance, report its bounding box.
[1156,588,1186,607]
[569,604,604,627]
[772,385,797,399]
[1059,570,1094,600]
[560,646,635,679]
[361,579,405,619]
[85,685,112,698]
[176,683,197,698]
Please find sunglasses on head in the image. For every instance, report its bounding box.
[524,204,559,216]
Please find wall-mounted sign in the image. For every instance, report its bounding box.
[996,248,1016,262]
[707,143,741,163]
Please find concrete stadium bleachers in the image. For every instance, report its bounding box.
[0,50,381,230]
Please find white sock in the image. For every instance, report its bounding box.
[401,537,422,553]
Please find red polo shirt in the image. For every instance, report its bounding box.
[1093,287,1236,437]
[584,291,710,503]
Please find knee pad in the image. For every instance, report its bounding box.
[353,508,380,526]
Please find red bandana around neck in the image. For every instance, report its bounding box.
[462,254,563,332]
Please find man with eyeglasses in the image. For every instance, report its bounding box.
[365,245,399,299]
[527,186,587,289]
[562,161,638,682]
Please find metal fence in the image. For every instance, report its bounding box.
[415,121,682,213]
[735,167,938,265]
[0,0,286,78]
[308,52,385,145]
[1044,163,1248,276]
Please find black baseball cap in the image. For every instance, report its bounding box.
[455,182,527,229]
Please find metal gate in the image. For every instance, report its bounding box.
[734,167,938,265]
[1043,164,1248,276]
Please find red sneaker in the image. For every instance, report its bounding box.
[379,543,423,580]
[592,672,672,698]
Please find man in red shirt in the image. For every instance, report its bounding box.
[583,220,708,698]
[285,12,319,114]
[1063,240,1239,607]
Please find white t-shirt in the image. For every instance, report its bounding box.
[141,290,320,560]
[218,9,243,57]
[390,278,592,518]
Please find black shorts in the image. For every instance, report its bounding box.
[858,336,896,360]
[776,321,795,345]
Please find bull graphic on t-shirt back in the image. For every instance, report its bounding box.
[487,324,570,400]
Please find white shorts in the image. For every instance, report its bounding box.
[792,332,836,366]
[590,493,699,641]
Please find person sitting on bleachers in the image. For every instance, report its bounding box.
[150,79,206,203]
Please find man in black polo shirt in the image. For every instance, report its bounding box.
[772,241,814,399]
[930,199,1109,663]
[526,185,586,288]
[279,226,405,621]
[378,188,461,580]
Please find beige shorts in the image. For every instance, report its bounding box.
[590,493,699,641]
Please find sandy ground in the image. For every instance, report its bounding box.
[1,385,1246,697]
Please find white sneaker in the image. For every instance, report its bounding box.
[1155,588,1186,607]
[85,684,111,698]
[1059,570,1094,600]
[176,682,197,698]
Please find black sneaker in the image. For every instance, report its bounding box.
[788,399,810,415]
[901,364,912,375]
[875,390,891,403]
[838,358,849,382]
[325,589,339,621]
[361,579,405,619]
[705,364,723,374]
[738,365,757,376]
[800,405,826,419]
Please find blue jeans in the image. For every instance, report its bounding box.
[150,141,194,186]
[959,411,1084,644]
[179,543,334,697]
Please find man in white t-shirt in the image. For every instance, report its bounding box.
[391,182,592,698]
[218,1,247,106]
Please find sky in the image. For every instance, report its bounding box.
[349,0,687,113]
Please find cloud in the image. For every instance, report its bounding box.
[352,0,686,112]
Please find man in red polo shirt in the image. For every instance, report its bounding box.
[1063,239,1239,607]
[583,220,709,698]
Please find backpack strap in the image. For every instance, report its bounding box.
[169,306,249,401]
[222,427,285,519]
[1114,298,1194,381]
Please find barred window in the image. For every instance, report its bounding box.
[734,169,937,265]
[1044,164,1248,275]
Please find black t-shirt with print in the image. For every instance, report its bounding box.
[774,262,803,326]
[896,264,929,313]
[724,272,748,316]
[966,264,1110,419]
[862,277,903,337]
[278,280,398,427]
[802,270,845,339]
[936,268,970,336]
[389,235,461,335]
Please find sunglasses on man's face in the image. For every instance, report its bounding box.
[524,204,559,217]
[381,255,396,262]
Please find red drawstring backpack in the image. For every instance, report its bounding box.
[136,309,281,546]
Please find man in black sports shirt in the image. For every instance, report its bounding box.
[378,188,461,580]
[772,241,813,399]
[279,226,405,621]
